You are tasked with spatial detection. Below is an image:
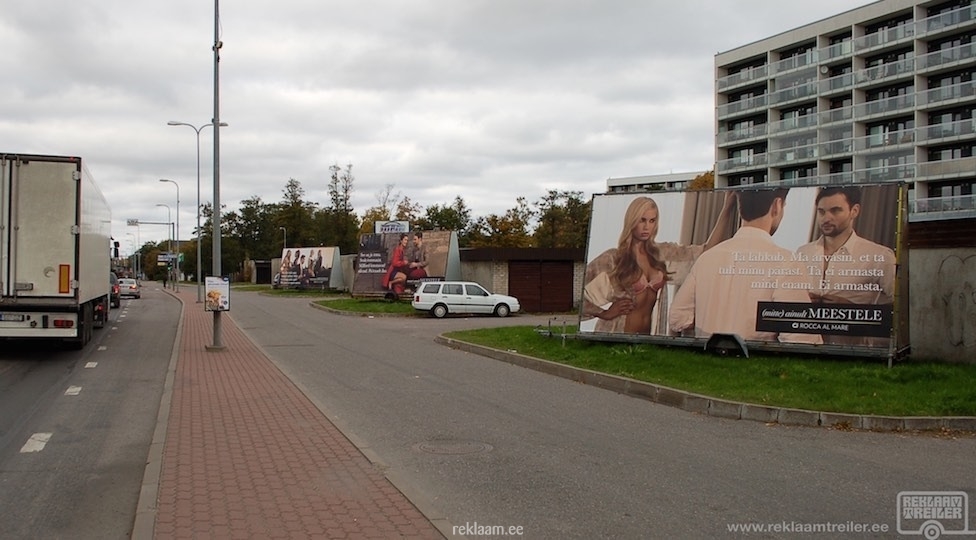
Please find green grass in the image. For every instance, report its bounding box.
[445,326,976,417]
[313,297,419,315]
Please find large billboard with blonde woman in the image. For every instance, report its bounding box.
[579,184,909,359]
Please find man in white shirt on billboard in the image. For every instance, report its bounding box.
[795,186,895,347]
[669,188,821,344]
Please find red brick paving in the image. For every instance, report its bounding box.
[151,288,443,539]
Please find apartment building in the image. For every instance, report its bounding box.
[605,171,707,193]
[715,0,976,221]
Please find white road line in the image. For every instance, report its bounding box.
[85,362,98,368]
[97,346,107,351]
[65,386,82,396]
[20,433,52,453]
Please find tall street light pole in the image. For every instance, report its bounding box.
[167,120,228,303]
[155,203,172,286]
[209,0,225,350]
[159,179,181,292]
[280,226,286,249]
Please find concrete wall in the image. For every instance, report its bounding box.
[909,248,976,363]
[461,261,508,294]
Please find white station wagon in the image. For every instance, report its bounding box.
[412,281,521,318]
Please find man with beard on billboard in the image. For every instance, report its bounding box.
[795,186,895,347]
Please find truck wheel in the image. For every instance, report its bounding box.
[68,304,93,350]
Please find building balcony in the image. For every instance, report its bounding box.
[717,65,770,92]
[857,163,916,183]
[717,123,769,146]
[768,81,819,106]
[820,40,853,62]
[916,119,976,144]
[854,58,915,86]
[916,42,976,74]
[917,81,976,108]
[819,72,855,96]
[770,51,817,75]
[917,156,976,180]
[910,193,976,222]
[856,131,915,152]
[852,23,914,54]
[716,153,768,173]
[821,171,856,185]
[717,94,769,119]
[768,114,818,135]
[769,144,818,166]
[819,105,854,125]
[820,138,855,158]
[915,4,976,38]
[855,94,916,119]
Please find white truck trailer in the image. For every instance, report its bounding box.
[0,153,112,348]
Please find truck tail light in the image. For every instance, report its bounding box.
[53,319,74,328]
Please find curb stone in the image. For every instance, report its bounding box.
[436,335,976,433]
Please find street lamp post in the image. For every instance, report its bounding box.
[159,179,181,292]
[167,120,228,302]
[210,0,225,350]
[155,203,172,287]
[279,226,286,249]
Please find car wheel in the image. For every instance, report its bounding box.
[431,304,448,318]
[494,304,510,318]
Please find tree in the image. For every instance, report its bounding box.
[278,179,318,248]
[532,190,591,248]
[688,170,715,190]
[320,163,359,253]
[467,197,534,248]
[416,196,473,244]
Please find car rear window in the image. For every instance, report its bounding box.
[422,283,441,294]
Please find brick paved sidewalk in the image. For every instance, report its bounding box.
[136,287,443,539]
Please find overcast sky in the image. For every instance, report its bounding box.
[1,0,874,250]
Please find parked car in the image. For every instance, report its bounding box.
[110,272,121,308]
[412,281,520,318]
[119,278,141,299]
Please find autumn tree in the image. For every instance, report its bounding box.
[467,197,534,248]
[688,170,715,190]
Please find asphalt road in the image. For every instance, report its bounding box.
[228,292,976,539]
[0,288,178,540]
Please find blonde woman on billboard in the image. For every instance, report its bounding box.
[583,195,734,335]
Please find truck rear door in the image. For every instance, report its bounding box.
[1,156,79,299]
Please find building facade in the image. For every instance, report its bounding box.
[715,0,976,222]
[606,171,707,193]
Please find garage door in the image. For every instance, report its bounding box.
[508,261,574,313]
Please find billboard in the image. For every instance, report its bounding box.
[352,230,454,297]
[579,184,908,358]
[276,246,338,289]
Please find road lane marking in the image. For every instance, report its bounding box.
[97,346,107,351]
[65,386,82,396]
[85,362,97,368]
[20,433,52,453]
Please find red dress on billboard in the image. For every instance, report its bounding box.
[381,244,408,293]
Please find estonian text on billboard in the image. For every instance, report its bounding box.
[579,184,904,353]
[352,230,451,296]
